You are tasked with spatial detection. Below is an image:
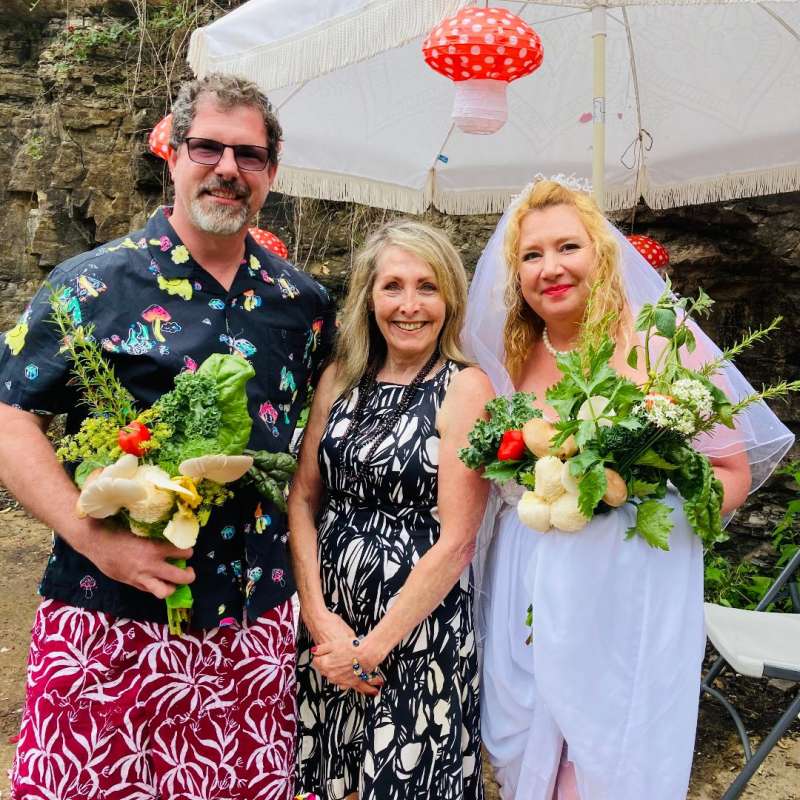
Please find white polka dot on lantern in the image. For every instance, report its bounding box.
[520,48,528,58]
[461,71,471,78]
[472,64,483,71]
[497,46,506,54]
[484,33,495,44]
[472,23,483,32]
[444,56,453,64]
[471,45,481,55]
[509,35,518,45]
[485,56,495,64]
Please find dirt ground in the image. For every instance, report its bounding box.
[0,498,798,799]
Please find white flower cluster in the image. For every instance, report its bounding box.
[637,394,698,436]
[671,378,714,416]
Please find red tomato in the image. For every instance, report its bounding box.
[497,429,525,461]
[118,420,151,457]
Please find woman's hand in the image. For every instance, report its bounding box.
[302,606,356,647]
[312,636,384,697]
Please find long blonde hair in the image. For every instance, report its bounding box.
[334,219,470,397]
[503,180,627,379]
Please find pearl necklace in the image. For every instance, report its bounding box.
[541,327,573,358]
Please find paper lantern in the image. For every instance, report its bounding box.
[148,113,173,160]
[249,226,289,259]
[627,235,670,269]
[423,7,543,134]
[147,114,289,260]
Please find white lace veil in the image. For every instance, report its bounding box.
[463,177,795,647]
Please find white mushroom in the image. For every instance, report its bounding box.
[76,476,147,519]
[550,492,590,532]
[178,454,253,484]
[560,461,580,495]
[534,456,566,501]
[126,465,185,523]
[517,491,551,532]
[163,510,200,549]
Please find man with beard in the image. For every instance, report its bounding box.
[0,73,335,799]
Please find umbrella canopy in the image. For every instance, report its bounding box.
[188,0,800,213]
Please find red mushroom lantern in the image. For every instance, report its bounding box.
[627,234,670,269]
[249,226,289,259]
[147,114,289,260]
[422,7,543,135]
[148,113,173,160]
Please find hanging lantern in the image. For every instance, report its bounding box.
[422,7,543,135]
[249,226,289,259]
[147,114,289,260]
[148,113,174,160]
[627,235,670,269]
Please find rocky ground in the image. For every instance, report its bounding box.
[0,485,798,798]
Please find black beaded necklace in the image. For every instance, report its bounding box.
[337,348,441,481]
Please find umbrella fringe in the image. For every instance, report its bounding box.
[643,166,800,210]
[274,166,430,215]
[188,0,471,91]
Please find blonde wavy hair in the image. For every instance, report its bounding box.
[503,180,627,379]
[334,219,470,397]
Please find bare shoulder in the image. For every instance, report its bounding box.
[439,365,494,437]
[445,365,494,403]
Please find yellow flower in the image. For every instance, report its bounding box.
[173,475,202,510]
[171,245,190,264]
[249,254,261,272]
[5,322,28,356]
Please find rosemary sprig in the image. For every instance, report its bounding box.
[48,287,136,426]
[699,317,784,377]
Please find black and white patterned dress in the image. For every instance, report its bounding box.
[295,360,484,800]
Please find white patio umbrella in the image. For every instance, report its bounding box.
[188,0,800,213]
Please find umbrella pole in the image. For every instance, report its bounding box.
[592,5,607,211]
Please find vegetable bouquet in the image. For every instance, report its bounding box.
[51,292,296,633]
[460,283,799,550]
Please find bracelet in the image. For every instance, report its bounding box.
[352,657,371,682]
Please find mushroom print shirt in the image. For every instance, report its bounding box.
[0,207,335,629]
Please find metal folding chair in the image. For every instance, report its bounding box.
[701,546,800,800]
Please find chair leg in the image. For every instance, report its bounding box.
[720,689,800,800]
[700,683,753,760]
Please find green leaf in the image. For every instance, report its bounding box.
[484,460,524,482]
[627,499,673,550]
[654,307,677,339]
[197,354,255,455]
[635,450,677,470]
[626,345,640,370]
[577,461,607,518]
[569,449,602,475]
[635,305,656,332]
[669,448,725,546]
[630,478,662,498]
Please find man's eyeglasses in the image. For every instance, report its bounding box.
[184,138,270,172]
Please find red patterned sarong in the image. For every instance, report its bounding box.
[11,599,297,800]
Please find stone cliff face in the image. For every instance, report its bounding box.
[1,1,798,433]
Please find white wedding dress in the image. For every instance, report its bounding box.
[480,488,704,800]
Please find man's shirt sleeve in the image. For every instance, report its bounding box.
[0,271,77,415]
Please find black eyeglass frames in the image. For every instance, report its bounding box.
[184,137,270,172]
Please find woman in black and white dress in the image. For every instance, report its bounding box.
[289,220,492,800]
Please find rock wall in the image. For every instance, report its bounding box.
[1,0,798,434]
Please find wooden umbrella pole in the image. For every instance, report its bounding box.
[592,4,607,211]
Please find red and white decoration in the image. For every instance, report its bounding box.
[147,114,289,259]
[423,7,543,135]
[627,234,670,269]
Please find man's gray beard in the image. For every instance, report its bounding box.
[188,195,250,235]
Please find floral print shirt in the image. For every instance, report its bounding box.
[0,207,335,629]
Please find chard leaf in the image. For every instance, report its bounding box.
[627,500,673,550]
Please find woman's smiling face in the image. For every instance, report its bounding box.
[517,204,596,326]
[371,245,446,362]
